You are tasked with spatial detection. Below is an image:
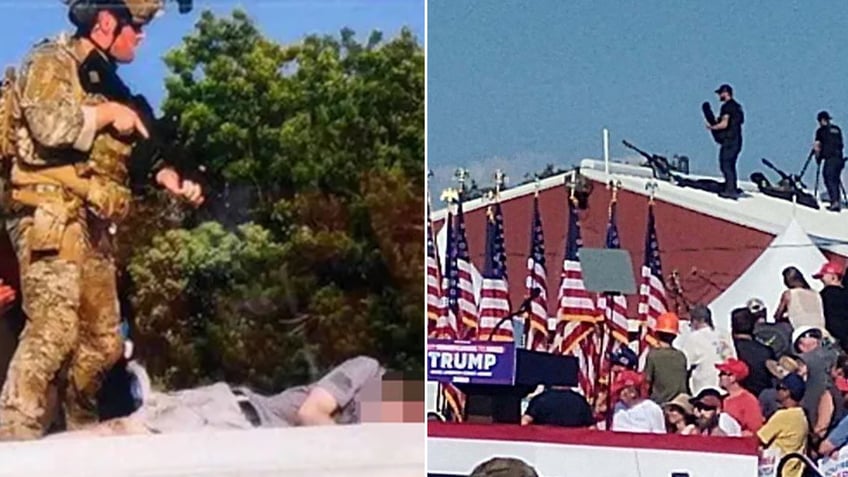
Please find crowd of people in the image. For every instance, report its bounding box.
[520,261,848,476]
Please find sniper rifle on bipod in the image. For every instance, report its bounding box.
[751,158,820,209]
[621,140,672,181]
[761,158,807,191]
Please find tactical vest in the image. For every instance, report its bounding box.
[9,35,133,224]
[0,67,21,211]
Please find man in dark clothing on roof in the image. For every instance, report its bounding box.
[813,111,845,212]
[706,84,744,200]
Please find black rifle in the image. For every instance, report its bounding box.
[622,140,672,181]
[761,158,807,191]
[77,50,193,192]
[702,101,725,145]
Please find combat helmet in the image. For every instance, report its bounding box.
[63,0,191,30]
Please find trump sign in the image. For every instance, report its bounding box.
[426,339,516,385]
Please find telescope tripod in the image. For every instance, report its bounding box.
[804,153,847,208]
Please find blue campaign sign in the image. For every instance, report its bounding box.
[426,339,517,385]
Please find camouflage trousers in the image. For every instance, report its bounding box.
[0,206,122,440]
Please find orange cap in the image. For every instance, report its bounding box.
[655,312,680,335]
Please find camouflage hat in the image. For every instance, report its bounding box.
[64,0,163,27]
[123,0,164,25]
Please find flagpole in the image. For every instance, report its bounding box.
[606,182,620,429]
[604,304,614,430]
[427,171,439,266]
[427,170,442,332]
[526,177,544,350]
[595,181,619,423]
[528,178,540,350]
[554,179,579,354]
[438,187,465,422]
[640,181,658,361]
[603,128,611,177]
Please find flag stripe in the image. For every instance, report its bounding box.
[553,198,598,400]
[525,196,549,351]
[426,203,442,335]
[637,204,668,369]
[478,201,513,341]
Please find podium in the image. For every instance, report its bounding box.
[427,339,578,423]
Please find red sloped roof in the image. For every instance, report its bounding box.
[437,178,774,319]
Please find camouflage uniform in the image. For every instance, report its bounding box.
[0,0,164,440]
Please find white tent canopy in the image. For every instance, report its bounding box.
[708,219,827,332]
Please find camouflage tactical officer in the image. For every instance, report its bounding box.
[0,0,201,440]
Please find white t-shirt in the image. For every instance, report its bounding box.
[677,327,731,395]
[612,400,666,434]
[719,412,742,437]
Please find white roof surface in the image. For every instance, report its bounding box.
[707,219,827,332]
[578,159,848,257]
[0,423,423,477]
[432,158,848,257]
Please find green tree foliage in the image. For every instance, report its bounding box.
[518,164,570,186]
[124,10,424,390]
[461,178,495,201]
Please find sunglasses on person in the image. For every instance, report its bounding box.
[693,403,717,412]
[718,371,733,377]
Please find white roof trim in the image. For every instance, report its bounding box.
[430,166,582,221]
[0,424,423,477]
[432,158,848,257]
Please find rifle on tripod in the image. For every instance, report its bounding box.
[622,140,672,181]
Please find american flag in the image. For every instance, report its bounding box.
[434,206,465,422]
[595,198,630,415]
[478,201,513,341]
[436,209,458,339]
[426,203,442,337]
[454,199,479,338]
[597,200,629,348]
[552,197,599,399]
[525,195,549,351]
[637,203,667,367]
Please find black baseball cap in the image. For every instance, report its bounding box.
[777,373,806,402]
[818,111,832,121]
[715,84,733,94]
[610,347,638,370]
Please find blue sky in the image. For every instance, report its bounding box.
[0,0,423,107]
[428,0,848,195]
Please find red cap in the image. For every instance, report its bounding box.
[612,370,644,398]
[716,358,749,381]
[814,261,845,279]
